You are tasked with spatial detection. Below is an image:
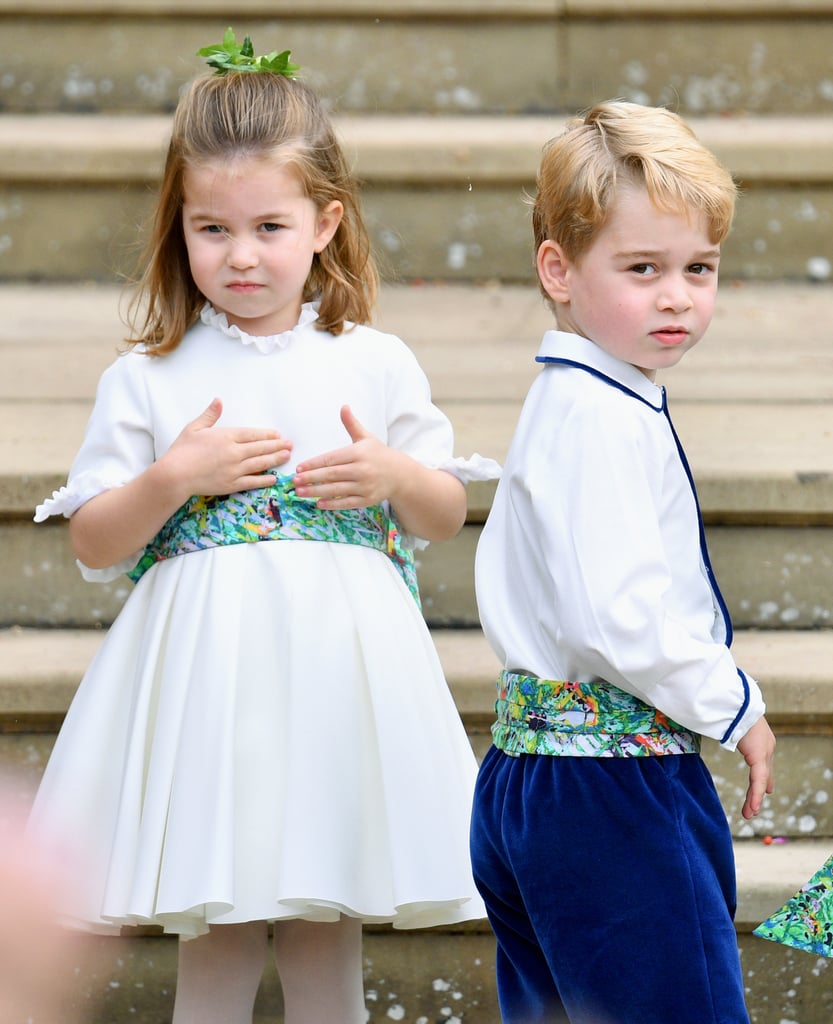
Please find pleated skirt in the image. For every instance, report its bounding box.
[27,540,485,937]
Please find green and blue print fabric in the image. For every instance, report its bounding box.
[127,474,420,605]
[493,671,700,757]
[754,854,833,958]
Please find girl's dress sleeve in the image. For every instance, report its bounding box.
[33,353,155,582]
[383,337,502,485]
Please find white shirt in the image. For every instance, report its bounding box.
[475,330,764,751]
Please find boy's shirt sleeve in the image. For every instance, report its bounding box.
[485,367,765,751]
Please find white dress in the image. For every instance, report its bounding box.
[30,304,494,938]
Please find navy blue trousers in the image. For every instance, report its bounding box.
[470,747,749,1024]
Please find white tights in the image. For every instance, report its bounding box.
[171,917,366,1024]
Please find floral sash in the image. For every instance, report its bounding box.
[127,475,420,606]
[492,670,700,757]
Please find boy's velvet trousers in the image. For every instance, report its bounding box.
[470,746,750,1024]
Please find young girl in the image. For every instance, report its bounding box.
[29,32,493,1024]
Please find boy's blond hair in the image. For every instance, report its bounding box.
[532,101,737,278]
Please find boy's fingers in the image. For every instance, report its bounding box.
[742,761,771,819]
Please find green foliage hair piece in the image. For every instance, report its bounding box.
[197,27,300,78]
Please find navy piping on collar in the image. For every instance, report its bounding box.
[535,356,664,409]
[538,355,749,746]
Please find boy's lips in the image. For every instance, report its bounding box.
[651,327,689,347]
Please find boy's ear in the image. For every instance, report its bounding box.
[537,239,571,304]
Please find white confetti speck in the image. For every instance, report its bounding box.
[807,256,832,280]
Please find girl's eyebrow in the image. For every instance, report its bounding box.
[181,205,220,221]
[184,208,290,222]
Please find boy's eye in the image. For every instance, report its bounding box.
[688,263,713,275]
[630,263,655,276]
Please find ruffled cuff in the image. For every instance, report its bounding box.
[395,454,502,551]
[34,478,142,583]
[34,486,84,522]
[436,452,502,484]
[78,552,142,584]
[33,476,126,523]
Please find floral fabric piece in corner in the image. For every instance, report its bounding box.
[753,853,833,958]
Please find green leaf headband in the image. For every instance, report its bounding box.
[197,27,300,78]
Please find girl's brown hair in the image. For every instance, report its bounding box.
[128,71,378,354]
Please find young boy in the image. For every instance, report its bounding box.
[471,101,776,1024]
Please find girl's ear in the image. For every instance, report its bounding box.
[314,200,344,253]
[537,239,571,304]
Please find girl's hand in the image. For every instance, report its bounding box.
[293,405,467,542]
[69,398,292,570]
[293,405,405,510]
[736,715,776,820]
[161,397,293,503]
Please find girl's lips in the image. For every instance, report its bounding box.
[227,282,263,293]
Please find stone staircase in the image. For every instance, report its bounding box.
[2,2,833,1022]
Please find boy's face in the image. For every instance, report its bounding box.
[538,184,721,380]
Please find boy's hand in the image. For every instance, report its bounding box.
[736,716,776,820]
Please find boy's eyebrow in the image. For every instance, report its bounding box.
[614,247,722,260]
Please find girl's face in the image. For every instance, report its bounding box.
[182,156,342,336]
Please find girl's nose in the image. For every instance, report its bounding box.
[226,235,258,269]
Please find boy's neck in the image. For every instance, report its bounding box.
[551,323,660,382]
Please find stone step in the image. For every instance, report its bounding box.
[2,625,831,845]
[5,281,833,629]
[28,857,833,1024]
[3,0,833,118]
[1,113,833,281]
[1,624,831,1021]
[18,515,833,630]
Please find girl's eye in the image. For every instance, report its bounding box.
[630,263,655,276]
[204,225,225,234]
[261,223,281,233]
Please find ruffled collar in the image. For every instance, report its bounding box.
[199,302,320,354]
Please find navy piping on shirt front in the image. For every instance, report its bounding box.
[536,355,751,744]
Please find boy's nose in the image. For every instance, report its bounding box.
[658,278,693,312]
